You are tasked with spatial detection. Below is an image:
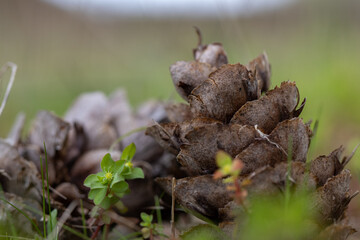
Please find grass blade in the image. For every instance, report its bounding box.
[44,143,53,236]
[62,225,91,240]
[40,155,47,238]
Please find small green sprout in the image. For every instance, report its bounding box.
[84,143,144,210]
[140,212,163,240]
[213,151,243,183]
[213,151,248,205]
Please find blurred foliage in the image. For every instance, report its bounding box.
[238,194,318,240]
[181,193,318,240]
[180,224,227,240]
[0,1,359,164]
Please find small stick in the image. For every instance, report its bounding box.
[47,200,77,240]
[0,62,17,116]
[193,26,202,47]
[254,125,288,156]
[171,177,176,240]
[48,185,67,200]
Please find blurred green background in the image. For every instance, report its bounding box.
[0,0,359,158]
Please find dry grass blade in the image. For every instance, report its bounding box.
[47,200,78,240]
[341,143,360,167]
[0,62,17,116]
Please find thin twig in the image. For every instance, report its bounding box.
[47,200,78,240]
[48,185,67,200]
[0,62,17,116]
[193,26,202,47]
[254,125,288,156]
[171,177,176,240]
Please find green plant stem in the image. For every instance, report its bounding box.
[91,225,101,240]
[285,137,293,210]
[0,235,34,240]
[109,126,147,152]
[44,143,53,233]
[154,195,162,226]
[101,224,109,240]
[40,156,47,238]
[80,199,88,237]
[62,225,91,240]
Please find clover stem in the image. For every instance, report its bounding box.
[150,228,154,240]
[233,177,248,213]
[91,224,101,240]
[106,182,111,196]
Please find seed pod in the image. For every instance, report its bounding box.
[146,118,221,155]
[193,43,228,68]
[165,102,193,123]
[247,52,271,93]
[245,162,317,197]
[310,145,357,187]
[61,122,86,164]
[22,144,56,185]
[0,140,42,204]
[189,64,260,122]
[64,92,118,150]
[231,81,303,133]
[315,224,356,240]
[170,61,215,101]
[29,110,70,158]
[236,118,311,174]
[155,175,231,219]
[236,141,286,175]
[271,162,317,191]
[245,166,282,195]
[315,170,354,224]
[177,124,258,175]
[269,118,312,163]
[192,27,228,68]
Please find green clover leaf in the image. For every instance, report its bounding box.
[125,167,145,180]
[121,143,136,161]
[84,174,98,188]
[101,153,115,172]
[93,188,107,205]
[111,181,129,195]
[216,151,232,168]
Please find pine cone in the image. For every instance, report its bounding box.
[147,35,358,239]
